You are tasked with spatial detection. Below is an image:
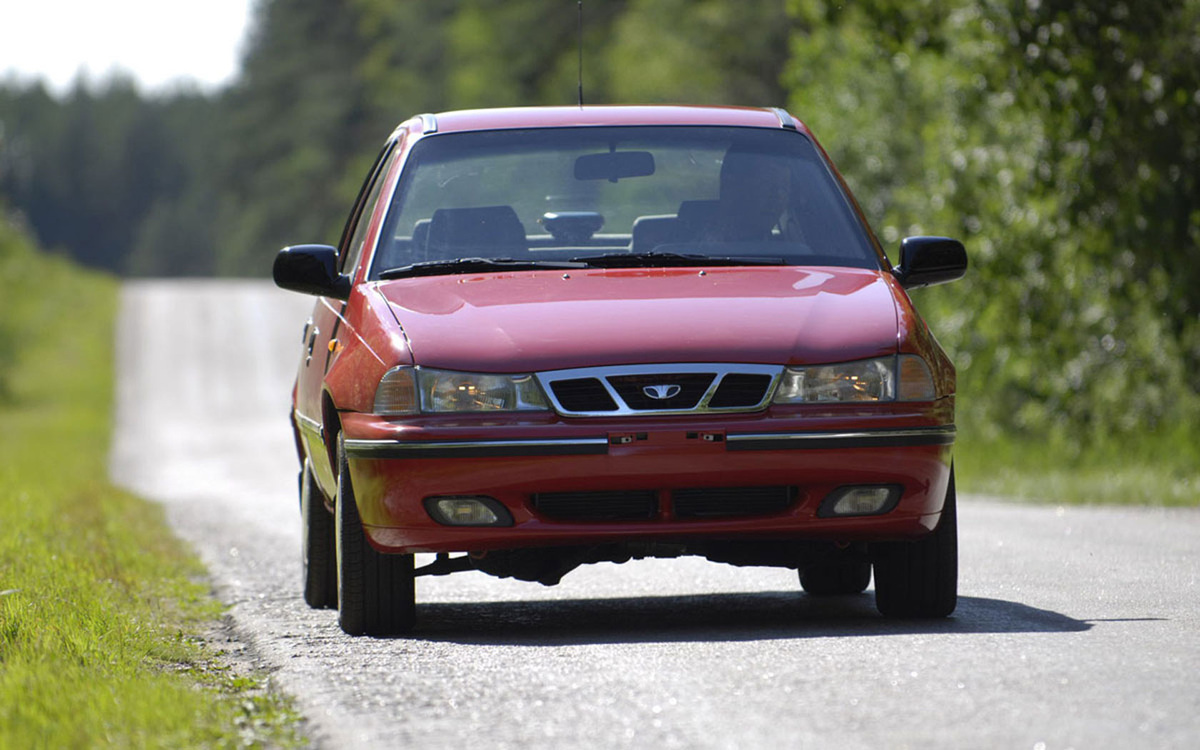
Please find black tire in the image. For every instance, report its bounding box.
[335,435,416,636]
[800,562,872,596]
[873,467,958,618]
[301,461,338,609]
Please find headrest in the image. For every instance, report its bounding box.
[426,206,527,256]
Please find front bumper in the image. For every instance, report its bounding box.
[338,407,955,554]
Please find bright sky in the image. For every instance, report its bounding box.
[0,0,254,93]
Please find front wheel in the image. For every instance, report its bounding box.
[873,467,958,618]
[800,562,872,596]
[301,461,337,609]
[335,434,415,636]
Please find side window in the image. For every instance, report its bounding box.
[339,140,400,274]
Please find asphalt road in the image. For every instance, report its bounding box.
[110,280,1200,749]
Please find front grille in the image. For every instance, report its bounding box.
[607,373,715,410]
[672,486,796,519]
[708,373,774,409]
[531,486,797,522]
[550,378,618,412]
[537,363,781,416]
[532,490,658,521]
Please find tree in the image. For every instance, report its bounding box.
[0,77,219,276]
[606,0,792,105]
[212,0,379,275]
[785,0,1200,452]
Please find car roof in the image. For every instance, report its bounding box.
[400,105,811,138]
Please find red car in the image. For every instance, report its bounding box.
[274,105,967,636]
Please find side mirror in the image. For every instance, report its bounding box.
[893,236,967,289]
[273,245,351,300]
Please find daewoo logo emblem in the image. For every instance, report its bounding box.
[643,384,682,400]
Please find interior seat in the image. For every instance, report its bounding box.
[425,205,528,258]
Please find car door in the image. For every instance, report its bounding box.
[295,138,400,495]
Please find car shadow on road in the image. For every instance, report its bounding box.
[405,591,1090,645]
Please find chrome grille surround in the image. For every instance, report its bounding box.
[535,363,783,417]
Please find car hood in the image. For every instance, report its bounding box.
[373,266,899,371]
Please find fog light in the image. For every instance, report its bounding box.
[818,485,902,518]
[424,496,513,527]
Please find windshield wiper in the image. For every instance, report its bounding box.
[379,257,587,280]
[570,251,787,269]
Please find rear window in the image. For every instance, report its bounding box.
[368,126,881,278]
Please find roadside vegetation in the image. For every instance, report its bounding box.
[786,1,1200,506]
[1,0,1197,507]
[0,216,302,748]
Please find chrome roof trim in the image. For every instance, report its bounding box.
[418,113,438,134]
[769,107,798,130]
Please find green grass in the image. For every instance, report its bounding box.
[954,425,1200,506]
[0,250,303,748]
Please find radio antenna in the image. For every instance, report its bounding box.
[577,1,584,108]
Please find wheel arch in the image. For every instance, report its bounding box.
[321,388,342,486]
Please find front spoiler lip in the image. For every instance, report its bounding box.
[342,426,955,460]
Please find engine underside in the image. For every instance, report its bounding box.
[414,539,872,586]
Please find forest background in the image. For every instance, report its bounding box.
[2,0,1198,502]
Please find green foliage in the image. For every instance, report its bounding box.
[444,1,587,106]
[212,0,381,275]
[0,207,36,399]
[0,233,302,747]
[606,0,792,105]
[785,0,1200,484]
[0,78,220,276]
[353,0,461,116]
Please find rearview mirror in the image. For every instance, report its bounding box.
[273,244,351,300]
[893,236,967,289]
[574,151,655,182]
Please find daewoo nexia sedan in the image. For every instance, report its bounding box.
[273,106,967,636]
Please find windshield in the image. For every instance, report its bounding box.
[368,126,881,279]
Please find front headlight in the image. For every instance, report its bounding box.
[374,366,549,414]
[772,355,937,404]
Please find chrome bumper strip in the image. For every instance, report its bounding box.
[341,427,954,460]
[727,426,956,451]
[294,411,323,440]
[343,437,610,460]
